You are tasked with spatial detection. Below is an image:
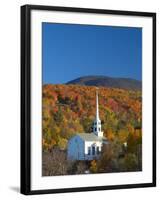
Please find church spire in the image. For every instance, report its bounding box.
[93,89,103,137]
[96,90,100,120]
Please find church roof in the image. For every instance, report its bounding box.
[77,133,107,142]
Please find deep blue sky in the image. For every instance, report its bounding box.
[42,23,142,84]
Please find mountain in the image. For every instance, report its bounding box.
[66,75,142,90]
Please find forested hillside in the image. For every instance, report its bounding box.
[42,84,142,175]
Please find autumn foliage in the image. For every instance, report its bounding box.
[42,84,142,175]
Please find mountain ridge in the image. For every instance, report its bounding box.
[66,75,141,90]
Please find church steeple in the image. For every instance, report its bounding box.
[96,90,100,121]
[93,89,103,137]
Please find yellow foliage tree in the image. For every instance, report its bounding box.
[90,160,97,173]
[106,128,115,141]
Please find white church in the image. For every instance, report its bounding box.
[67,90,108,160]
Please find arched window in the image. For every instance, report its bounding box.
[88,147,91,155]
[97,146,100,154]
[92,146,95,155]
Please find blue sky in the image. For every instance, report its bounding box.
[42,23,142,84]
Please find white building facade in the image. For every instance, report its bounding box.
[67,90,108,160]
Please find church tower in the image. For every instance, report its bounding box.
[93,90,103,137]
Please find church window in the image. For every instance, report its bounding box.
[99,128,100,131]
[88,147,91,155]
[94,128,97,132]
[97,147,100,154]
[92,146,95,155]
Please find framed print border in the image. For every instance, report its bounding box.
[21,4,156,195]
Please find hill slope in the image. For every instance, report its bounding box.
[66,75,141,90]
[42,84,142,151]
[42,84,142,175]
